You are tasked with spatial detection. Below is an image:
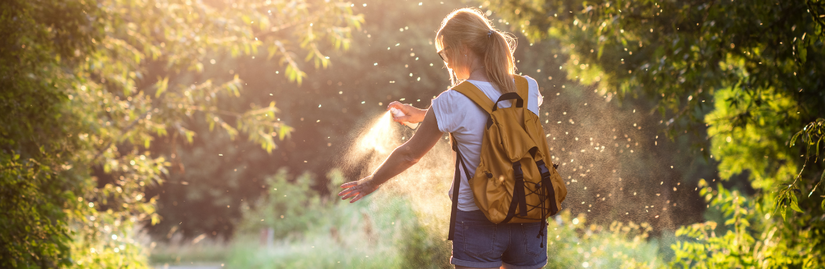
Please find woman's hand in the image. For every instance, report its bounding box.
[387,101,426,124]
[338,176,380,203]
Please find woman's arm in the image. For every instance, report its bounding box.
[338,108,443,203]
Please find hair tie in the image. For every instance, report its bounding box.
[487,30,494,38]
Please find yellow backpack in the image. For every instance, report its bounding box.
[447,75,567,246]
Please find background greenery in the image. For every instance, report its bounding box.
[1,0,823,268]
[484,0,825,267]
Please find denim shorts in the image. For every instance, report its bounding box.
[450,210,548,269]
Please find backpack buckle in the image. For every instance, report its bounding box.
[536,160,552,178]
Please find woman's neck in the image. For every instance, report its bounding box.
[465,57,488,82]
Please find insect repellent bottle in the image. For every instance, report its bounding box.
[389,108,419,129]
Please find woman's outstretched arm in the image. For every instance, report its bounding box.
[338,108,442,203]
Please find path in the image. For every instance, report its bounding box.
[153,264,223,269]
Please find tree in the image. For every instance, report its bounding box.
[483,0,825,266]
[0,0,362,267]
[1,0,104,267]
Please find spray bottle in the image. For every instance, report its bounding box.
[389,107,419,129]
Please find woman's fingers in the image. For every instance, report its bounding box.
[387,101,404,110]
[338,188,353,198]
[338,182,357,198]
[349,193,365,203]
[388,101,415,114]
[340,190,359,200]
[337,178,375,203]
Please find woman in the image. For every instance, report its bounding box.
[338,8,546,269]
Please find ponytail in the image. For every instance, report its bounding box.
[484,30,517,93]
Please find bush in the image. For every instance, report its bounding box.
[670,179,825,268]
[229,167,666,268]
[237,169,326,239]
[543,211,663,268]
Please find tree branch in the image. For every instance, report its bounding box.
[91,110,151,162]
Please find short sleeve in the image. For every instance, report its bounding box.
[523,75,542,115]
[531,77,543,107]
[431,90,462,133]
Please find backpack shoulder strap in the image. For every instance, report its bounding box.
[514,75,529,100]
[454,77,530,111]
[452,81,494,115]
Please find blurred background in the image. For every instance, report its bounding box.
[2,0,823,268]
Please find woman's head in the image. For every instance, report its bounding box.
[436,8,517,93]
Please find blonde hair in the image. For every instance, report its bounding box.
[436,8,518,93]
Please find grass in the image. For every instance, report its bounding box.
[226,193,451,268]
[148,235,229,266]
[149,190,666,268]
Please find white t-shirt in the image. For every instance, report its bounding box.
[431,76,543,211]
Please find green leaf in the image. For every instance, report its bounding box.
[799,41,807,64]
[278,125,293,140]
[791,129,804,147]
[790,193,804,213]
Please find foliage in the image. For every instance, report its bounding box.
[237,169,332,238]
[143,127,281,239]
[543,211,663,268]
[230,169,420,268]
[230,166,661,268]
[671,178,825,267]
[483,0,824,138]
[670,179,764,267]
[1,0,102,267]
[483,0,825,266]
[1,0,362,267]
